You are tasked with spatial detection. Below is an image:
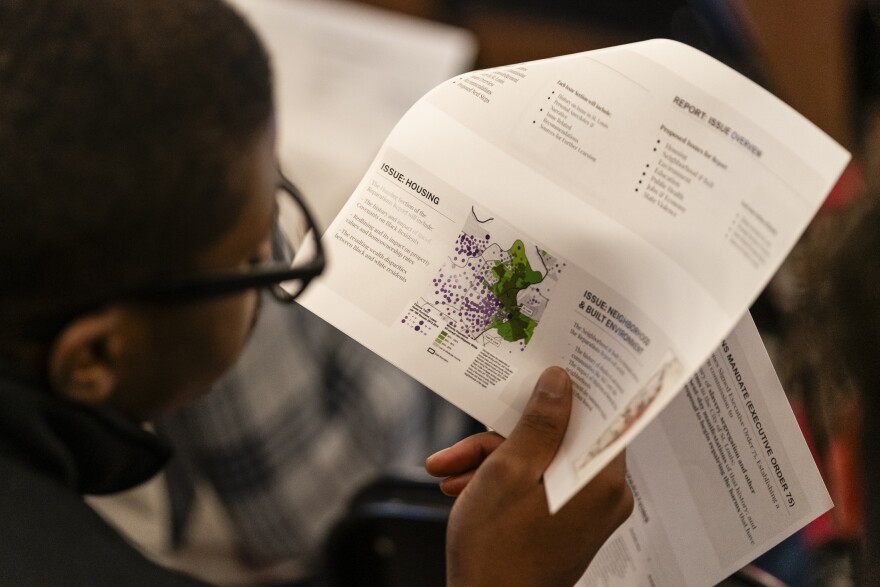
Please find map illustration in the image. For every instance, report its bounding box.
[424,207,565,352]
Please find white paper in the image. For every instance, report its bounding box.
[298,39,848,514]
[226,0,478,226]
[578,313,832,586]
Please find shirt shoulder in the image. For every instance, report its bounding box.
[0,453,206,586]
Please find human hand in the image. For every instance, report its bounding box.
[425,366,633,587]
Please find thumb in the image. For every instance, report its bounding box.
[496,366,573,479]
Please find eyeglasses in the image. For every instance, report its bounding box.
[127,172,326,304]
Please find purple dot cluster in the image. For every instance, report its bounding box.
[431,230,510,337]
[453,231,491,261]
[400,313,428,335]
[432,269,502,337]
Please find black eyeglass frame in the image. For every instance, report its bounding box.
[124,173,326,304]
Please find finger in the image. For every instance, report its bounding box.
[558,450,633,565]
[492,366,572,479]
[599,450,627,481]
[425,431,504,477]
[564,450,631,518]
[438,470,477,496]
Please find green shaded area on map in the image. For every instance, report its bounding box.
[484,239,543,344]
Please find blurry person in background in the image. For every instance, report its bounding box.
[777,157,880,584]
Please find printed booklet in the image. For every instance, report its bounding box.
[298,39,848,585]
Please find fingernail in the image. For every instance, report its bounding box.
[536,366,568,400]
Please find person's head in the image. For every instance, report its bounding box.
[0,0,277,420]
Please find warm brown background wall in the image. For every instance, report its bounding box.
[351,0,858,152]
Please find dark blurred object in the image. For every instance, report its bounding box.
[357,0,764,81]
[851,1,880,152]
[319,476,795,587]
[472,0,698,34]
[718,565,791,587]
[465,0,760,76]
[322,476,454,587]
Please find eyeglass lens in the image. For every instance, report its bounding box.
[272,185,320,300]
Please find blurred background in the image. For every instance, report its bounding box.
[353,0,856,151]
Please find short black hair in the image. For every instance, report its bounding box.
[0,0,273,340]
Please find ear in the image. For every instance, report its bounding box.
[47,310,123,405]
